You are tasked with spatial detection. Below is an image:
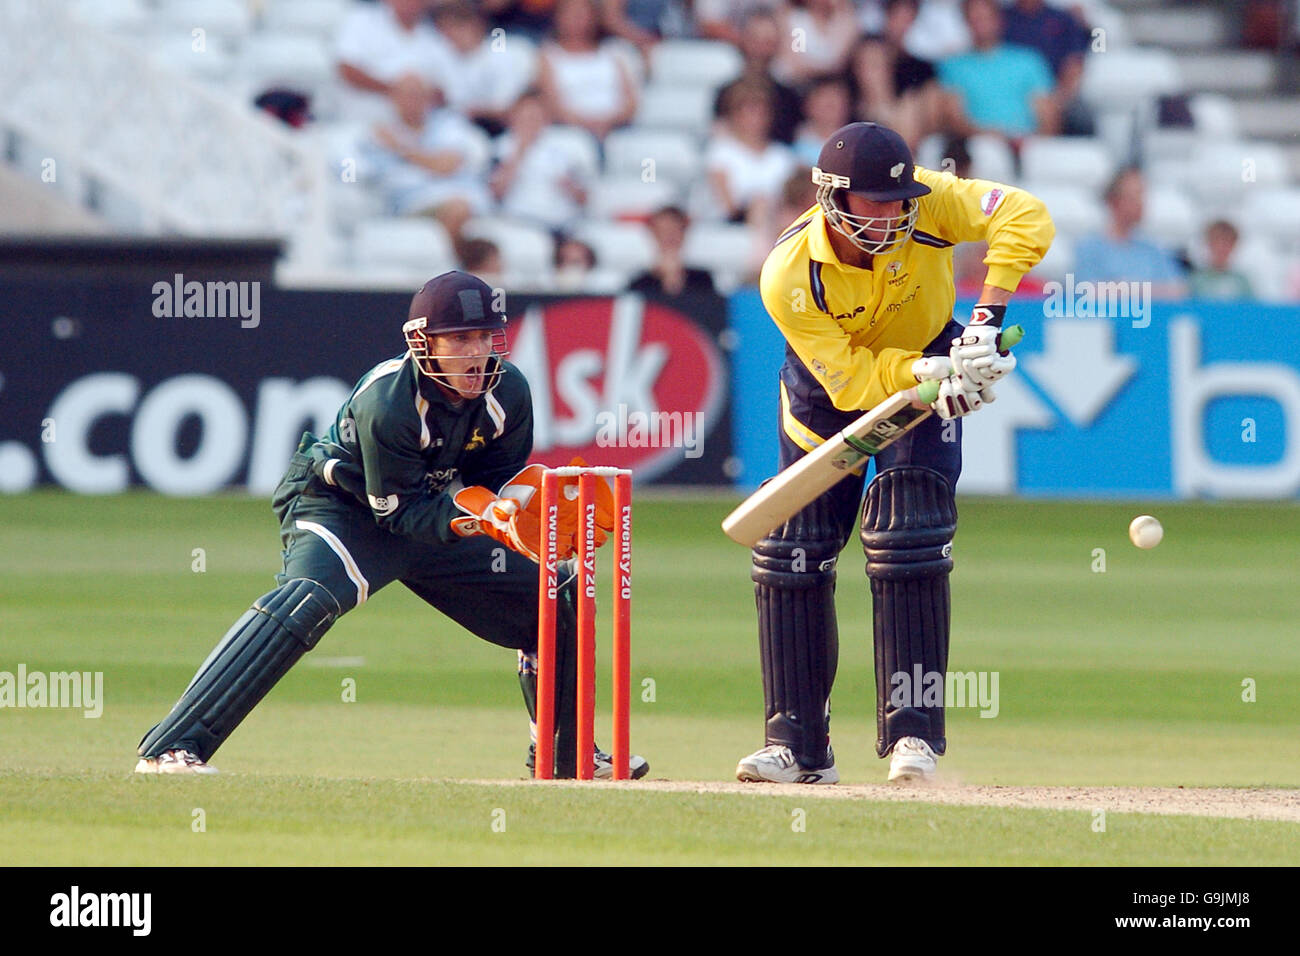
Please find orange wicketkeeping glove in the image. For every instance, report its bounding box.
[449,458,615,563]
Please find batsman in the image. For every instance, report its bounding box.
[736,123,1053,784]
[135,271,648,779]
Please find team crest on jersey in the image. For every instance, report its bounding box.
[979,188,1005,215]
[887,261,902,276]
[368,493,399,515]
[463,427,486,451]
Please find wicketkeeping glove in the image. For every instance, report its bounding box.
[450,457,615,563]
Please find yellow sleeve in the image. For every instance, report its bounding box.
[915,167,1055,292]
[758,253,919,412]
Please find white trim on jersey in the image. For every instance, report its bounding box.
[352,356,407,400]
[294,519,370,606]
[485,391,506,438]
[415,392,432,449]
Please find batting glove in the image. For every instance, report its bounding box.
[951,304,1017,389]
[931,375,995,420]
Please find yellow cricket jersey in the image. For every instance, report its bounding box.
[758,166,1054,412]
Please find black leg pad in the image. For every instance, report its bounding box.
[137,578,341,761]
[751,495,844,770]
[861,466,956,757]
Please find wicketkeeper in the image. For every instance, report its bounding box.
[135,271,648,779]
[736,123,1053,784]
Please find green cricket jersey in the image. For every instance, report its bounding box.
[311,352,533,545]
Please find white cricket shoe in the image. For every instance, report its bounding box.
[594,748,650,780]
[887,737,936,783]
[134,749,219,775]
[736,744,839,785]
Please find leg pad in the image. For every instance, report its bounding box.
[861,467,956,757]
[138,578,340,761]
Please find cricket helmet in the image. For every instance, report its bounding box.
[403,271,508,397]
[811,122,930,254]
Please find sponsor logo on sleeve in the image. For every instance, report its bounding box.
[979,188,1005,215]
[368,493,399,515]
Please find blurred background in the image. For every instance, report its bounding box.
[2,0,1299,499]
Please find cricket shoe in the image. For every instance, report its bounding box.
[526,743,650,780]
[887,736,937,784]
[736,744,839,785]
[134,749,219,775]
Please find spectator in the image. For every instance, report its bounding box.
[713,9,804,145]
[938,0,1059,140]
[793,76,853,167]
[490,90,596,230]
[458,236,505,281]
[600,0,692,57]
[1002,0,1094,136]
[335,0,445,122]
[430,2,534,137]
[775,0,860,85]
[537,0,640,142]
[846,0,945,149]
[706,82,799,225]
[365,75,492,240]
[1074,167,1187,298]
[552,234,602,291]
[629,205,718,297]
[696,0,783,47]
[1190,220,1254,300]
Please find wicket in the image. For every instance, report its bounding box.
[534,466,633,780]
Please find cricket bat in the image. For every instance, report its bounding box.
[722,325,1024,548]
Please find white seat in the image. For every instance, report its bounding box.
[542,124,602,181]
[1239,187,1300,245]
[635,84,717,135]
[461,216,555,280]
[157,0,253,46]
[966,134,1016,184]
[649,40,744,89]
[682,222,755,276]
[1228,236,1288,302]
[568,220,657,275]
[1081,49,1181,110]
[1188,93,1239,138]
[261,0,351,41]
[1187,141,1290,204]
[587,176,682,220]
[1020,136,1116,192]
[239,33,334,96]
[603,127,702,184]
[71,0,150,31]
[353,218,457,274]
[1018,182,1105,239]
[147,33,236,82]
[1141,186,1197,248]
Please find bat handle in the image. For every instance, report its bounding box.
[913,324,1025,405]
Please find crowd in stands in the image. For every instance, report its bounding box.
[143,0,1300,300]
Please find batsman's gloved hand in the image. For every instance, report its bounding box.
[950,304,1017,389]
[308,445,366,500]
[931,375,995,420]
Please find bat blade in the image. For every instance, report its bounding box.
[721,390,931,547]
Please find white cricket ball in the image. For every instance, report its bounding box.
[1129,515,1163,549]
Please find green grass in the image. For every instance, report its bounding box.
[1,491,1298,864]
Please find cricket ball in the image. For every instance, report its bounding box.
[1128,515,1163,549]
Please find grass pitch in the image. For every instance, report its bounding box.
[1,491,1297,865]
